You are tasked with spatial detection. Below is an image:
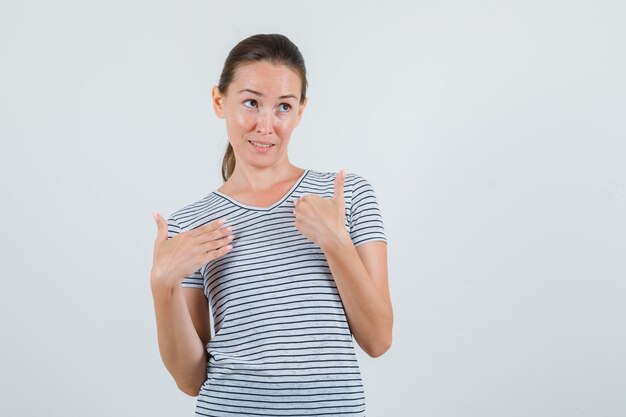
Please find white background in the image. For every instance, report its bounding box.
[1,1,625,416]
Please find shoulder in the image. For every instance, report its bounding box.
[344,171,372,188]
[344,172,385,219]
[302,168,332,182]
[304,168,370,186]
[302,169,377,197]
[167,191,222,233]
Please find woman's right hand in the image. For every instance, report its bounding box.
[150,212,234,288]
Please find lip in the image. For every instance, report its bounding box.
[248,140,275,153]
[248,139,275,145]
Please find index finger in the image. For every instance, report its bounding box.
[192,217,228,236]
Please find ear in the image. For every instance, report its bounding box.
[212,85,225,119]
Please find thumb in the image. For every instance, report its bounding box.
[153,211,168,243]
[333,168,346,210]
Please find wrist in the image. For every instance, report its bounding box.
[320,227,352,254]
[150,269,181,293]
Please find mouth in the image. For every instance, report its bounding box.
[248,140,275,152]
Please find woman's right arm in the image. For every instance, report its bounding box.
[150,214,233,396]
[150,280,209,396]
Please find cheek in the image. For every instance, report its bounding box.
[234,112,252,128]
[226,114,255,139]
[275,116,297,132]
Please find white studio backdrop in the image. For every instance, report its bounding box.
[1,1,625,416]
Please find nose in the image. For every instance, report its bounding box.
[256,108,274,135]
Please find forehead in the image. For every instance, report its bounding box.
[231,61,301,99]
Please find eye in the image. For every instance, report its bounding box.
[243,99,257,108]
[279,103,291,112]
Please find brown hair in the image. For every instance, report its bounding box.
[217,33,308,182]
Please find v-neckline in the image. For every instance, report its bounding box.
[213,169,310,211]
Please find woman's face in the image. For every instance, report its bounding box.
[212,61,307,170]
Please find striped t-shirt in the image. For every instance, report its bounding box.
[166,168,387,417]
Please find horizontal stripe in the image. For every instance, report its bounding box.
[167,169,386,416]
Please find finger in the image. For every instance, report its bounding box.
[154,212,168,243]
[191,217,228,237]
[201,233,234,252]
[296,194,309,204]
[333,168,346,210]
[202,237,234,262]
[197,224,233,245]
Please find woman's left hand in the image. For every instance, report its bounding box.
[293,168,348,249]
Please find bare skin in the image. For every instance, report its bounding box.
[293,170,392,357]
[212,60,308,203]
[150,217,233,396]
[151,60,392,397]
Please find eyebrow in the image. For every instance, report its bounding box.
[237,88,298,100]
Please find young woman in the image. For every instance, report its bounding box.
[150,33,392,416]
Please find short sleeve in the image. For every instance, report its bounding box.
[348,174,388,247]
[166,215,205,289]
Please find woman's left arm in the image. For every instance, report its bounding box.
[321,235,393,358]
[293,168,393,358]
